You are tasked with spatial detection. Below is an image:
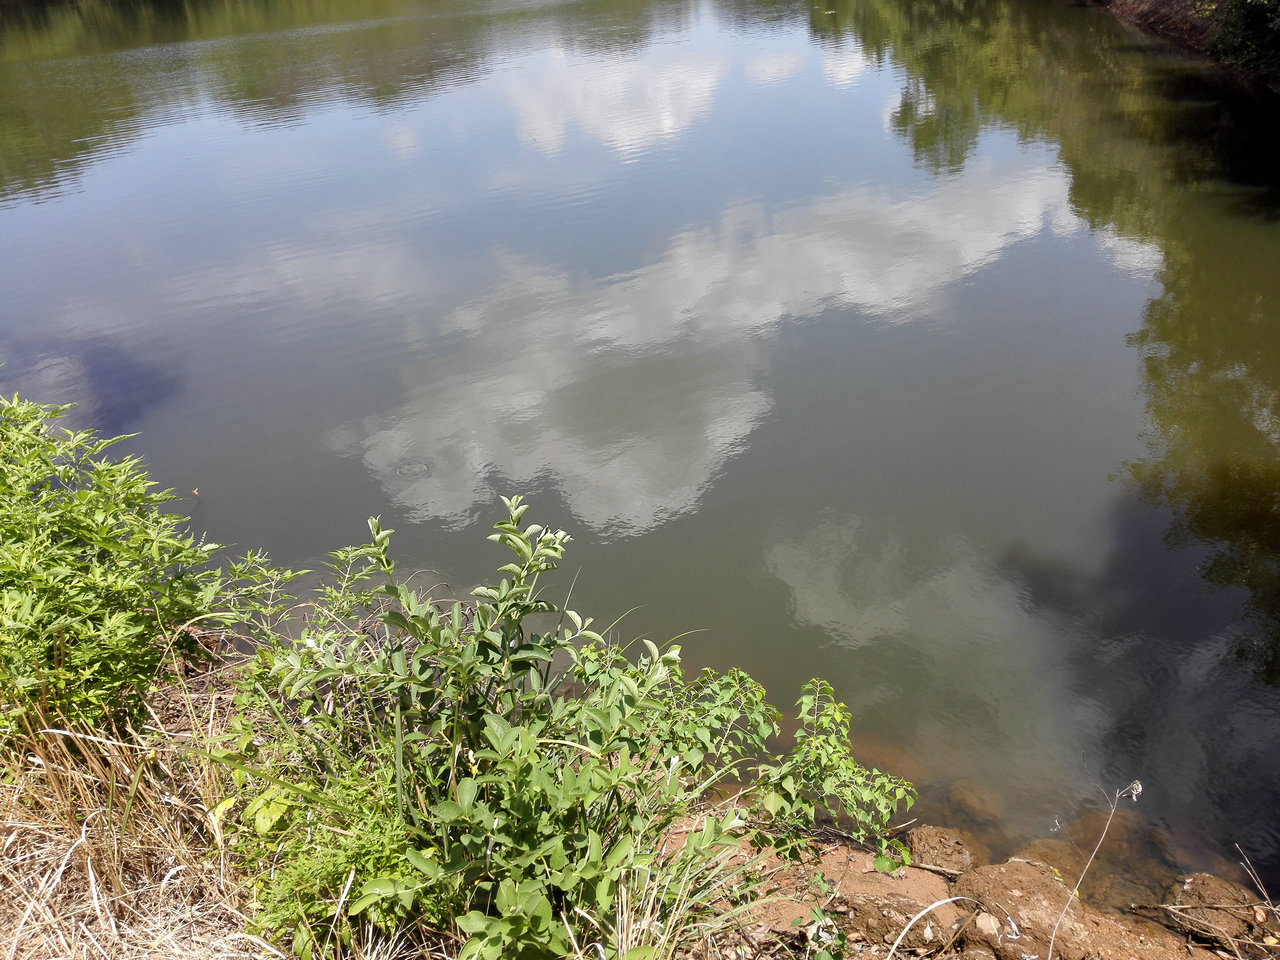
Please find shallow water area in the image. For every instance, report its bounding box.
[4,0,1280,904]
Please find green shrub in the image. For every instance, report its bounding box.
[1207,0,1280,83]
[0,395,277,735]
[224,497,915,959]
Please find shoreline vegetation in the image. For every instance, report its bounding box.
[1097,0,1280,92]
[4,404,1280,960]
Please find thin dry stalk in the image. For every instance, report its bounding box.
[885,895,987,960]
[1047,779,1142,960]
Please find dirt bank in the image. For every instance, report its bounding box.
[1100,0,1213,51]
[750,825,1280,959]
[1098,0,1280,94]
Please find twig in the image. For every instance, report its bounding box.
[938,906,980,955]
[910,861,965,879]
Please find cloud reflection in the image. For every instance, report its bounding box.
[508,47,727,157]
[745,51,805,85]
[766,514,1101,812]
[329,153,1151,535]
[329,343,771,533]
[822,37,872,88]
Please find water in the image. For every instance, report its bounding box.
[4,0,1280,901]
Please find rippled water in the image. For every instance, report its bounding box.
[4,0,1280,898]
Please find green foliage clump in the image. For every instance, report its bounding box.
[0,395,274,734]
[224,497,915,960]
[1207,0,1280,84]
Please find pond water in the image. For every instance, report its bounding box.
[4,0,1280,901]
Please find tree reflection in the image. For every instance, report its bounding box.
[1128,212,1280,678]
[806,0,1280,675]
[0,0,690,200]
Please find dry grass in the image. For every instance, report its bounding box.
[0,664,276,960]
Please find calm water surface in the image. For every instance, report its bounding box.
[4,0,1280,899]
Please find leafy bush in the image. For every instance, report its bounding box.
[1206,0,1280,84]
[0,395,275,734]
[224,497,915,959]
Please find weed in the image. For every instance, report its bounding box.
[0,674,269,959]
[220,498,916,959]
[0,395,289,735]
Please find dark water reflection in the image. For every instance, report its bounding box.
[4,0,1280,899]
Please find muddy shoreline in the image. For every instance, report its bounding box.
[747,770,1280,957]
[758,823,1279,958]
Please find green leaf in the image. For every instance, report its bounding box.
[361,877,401,897]
[456,911,493,935]
[604,835,634,870]
[432,800,465,821]
[457,777,478,812]
[405,847,439,877]
[348,893,383,916]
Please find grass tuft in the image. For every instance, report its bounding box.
[0,663,271,960]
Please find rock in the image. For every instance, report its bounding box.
[745,828,1223,960]
[1010,839,1086,884]
[907,825,990,875]
[1162,872,1258,946]
[830,892,958,949]
[947,779,1006,825]
[954,859,1088,960]
[954,859,1222,960]
[973,911,1001,938]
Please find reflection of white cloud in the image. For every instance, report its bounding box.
[331,154,1086,534]
[745,51,804,85]
[823,38,871,88]
[880,89,901,134]
[329,346,770,533]
[768,517,1035,651]
[509,48,726,157]
[450,158,1076,341]
[766,515,1101,816]
[1098,232,1163,280]
[384,122,421,160]
[166,240,441,312]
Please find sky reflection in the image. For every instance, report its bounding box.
[1,10,1158,540]
[325,145,1154,533]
